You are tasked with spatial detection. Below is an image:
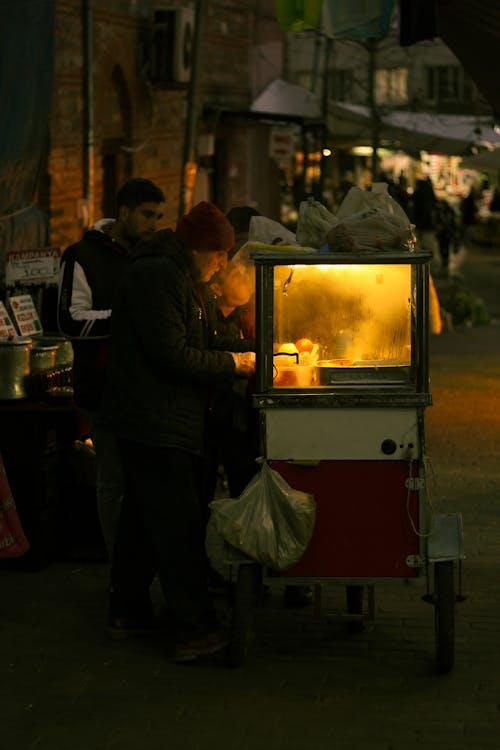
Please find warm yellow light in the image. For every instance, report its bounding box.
[351,146,373,156]
[322,148,332,157]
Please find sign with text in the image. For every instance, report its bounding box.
[8,295,42,336]
[269,127,295,160]
[0,301,17,337]
[5,247,61,286]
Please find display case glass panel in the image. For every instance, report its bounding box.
[272,263,412,387]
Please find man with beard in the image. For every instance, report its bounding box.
[57,177,165,559]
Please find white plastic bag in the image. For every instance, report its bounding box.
[209,462,316,571]
[248,216,299,246]
[336,182,410,223]
[328,183,416,252]
[296,197,338,248]
[327,210,415,252]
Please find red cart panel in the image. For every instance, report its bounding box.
[271,460,420,578]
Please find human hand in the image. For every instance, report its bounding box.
[230,351,256,377]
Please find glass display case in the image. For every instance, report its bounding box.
[252,249,432,404]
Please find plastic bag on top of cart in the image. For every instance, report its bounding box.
[327,210,416,252]
[248,216,299,247]
[336,182,408,222]
[231,216,315,270]
[327,182,416,253]
[209,461,316,572]
[296,197,338,248]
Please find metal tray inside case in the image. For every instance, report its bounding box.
[316,359,411,384]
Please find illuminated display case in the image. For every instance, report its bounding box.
[252,249,432,401]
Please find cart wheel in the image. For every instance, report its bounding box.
[434,561,455,674]
[228,563,261,668]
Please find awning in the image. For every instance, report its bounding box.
[250,78,323,120]
[328,101,500,155]
[437,0,500,119]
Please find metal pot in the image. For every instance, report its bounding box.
[36,334,74,365]
[0,336,32,399]
[30,344,58,372]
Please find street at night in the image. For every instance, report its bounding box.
[2,239,500,749]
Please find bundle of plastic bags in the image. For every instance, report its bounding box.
[296,198,338,249]
[296,183,416,252]
[327,209,415,252]
[209,461,316,571]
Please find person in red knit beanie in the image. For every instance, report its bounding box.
[104,199,255,662]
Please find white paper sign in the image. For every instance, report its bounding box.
[5,247,61,285]
[0,301,17,337]
[8,295,43,336]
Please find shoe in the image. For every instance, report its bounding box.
[283,585,313,608]
[106,614,168,641]
[207,566,231,595]
[172,627,229,663]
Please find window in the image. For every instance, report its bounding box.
[426,65,476,105]
[330,69,354,101]
[375,67,408,105]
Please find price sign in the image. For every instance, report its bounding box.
[8,295,43,336]
[5,247,61,286]
[0,301,17,337]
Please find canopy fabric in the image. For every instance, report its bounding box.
[0,0,55,276]
[329,101,500,155]
[251,78,322,119]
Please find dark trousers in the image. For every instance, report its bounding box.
[203,417,259,521]
[110,439,212,633]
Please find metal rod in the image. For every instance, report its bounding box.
[178,0,205,219]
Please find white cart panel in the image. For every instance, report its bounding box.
[265,407,420,460]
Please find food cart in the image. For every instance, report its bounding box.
[226,246,465,673]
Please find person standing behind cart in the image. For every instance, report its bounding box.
[57,178,165,559]
[203,252,259,529]
[103,201,255,661]
[203,206,261,505]
[204,207,313,608]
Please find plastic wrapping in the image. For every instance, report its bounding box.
[327,210,416,252]
[328,183,416,252]
[296,197,338,248]
[209,461,316,571]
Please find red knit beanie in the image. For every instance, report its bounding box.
[175,201,235,251]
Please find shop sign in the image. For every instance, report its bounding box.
[269,128,295,160]
[7,295,42,336]
[5,247,61,286]
[0,301,17,337]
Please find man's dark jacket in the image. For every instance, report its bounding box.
[103,230,237,455]
[57,225,130,409]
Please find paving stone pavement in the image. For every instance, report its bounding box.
[1,241,500,750]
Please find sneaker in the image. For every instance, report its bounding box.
[172,628,229,663]
[283,585,313,608]
[106,614,168,641]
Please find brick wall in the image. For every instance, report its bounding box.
[45,0,282,249]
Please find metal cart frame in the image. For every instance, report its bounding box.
[224,249,465,672]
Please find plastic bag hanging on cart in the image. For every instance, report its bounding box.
[209,461,316,571]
